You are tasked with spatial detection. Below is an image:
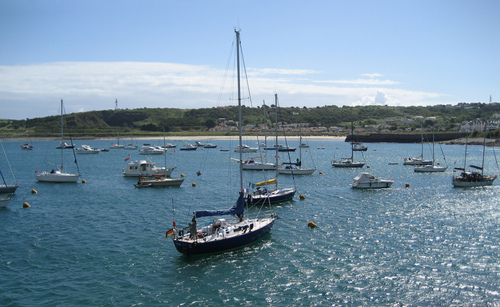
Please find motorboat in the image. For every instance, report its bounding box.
[139,145,164,155]
[76,145,100,154]
[21,143,34,150]
[123,159,175,177]
[351,172,394,189]
[204,143,217,148]
[134,175,184,188]
[180,143,197,151]
[0,196,12,208]
[234,144,258,153]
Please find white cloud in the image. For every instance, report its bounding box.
[0,62,446,119]
[352,90,399,106]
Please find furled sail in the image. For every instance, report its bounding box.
[194,192,245,218]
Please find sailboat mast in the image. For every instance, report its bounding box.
[275,94,279,180]
[432,128,435,166]
[481,128,487,176]
[60,99,64,171]
[236,29,243,192]
[350,122,354,160]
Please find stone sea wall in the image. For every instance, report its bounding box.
[346,133,466,143]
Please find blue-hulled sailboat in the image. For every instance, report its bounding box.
[167,29,277,255]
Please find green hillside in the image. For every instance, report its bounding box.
[1,102,500,138]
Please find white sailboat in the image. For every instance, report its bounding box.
[36,100,80,183]
[245,94,296,204]
[168,30,277,255]
[403,126,432,165]
[332,123,365,168]
[414,129,448,172]
[242,101,276,171]
[1,141,19,194]
[278,126,316,175]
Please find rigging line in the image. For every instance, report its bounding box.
[61,103,80,175]
[0,141,17,184]
[276,96,298,189]
[215,38,236,107]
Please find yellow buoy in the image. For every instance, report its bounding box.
[31,189,38,194]
[299,194,306,200]
[82,179,86,183]
[308,221,317,228]
[180,173,185,177]
[192,182,197,187]
[405,183,410,188]
[23,202,30,208]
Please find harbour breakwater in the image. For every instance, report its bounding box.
[346,132,466,143]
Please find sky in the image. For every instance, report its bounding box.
[1,0,499,120]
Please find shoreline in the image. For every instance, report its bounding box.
[2,135,347,142]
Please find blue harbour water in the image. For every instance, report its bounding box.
[1,138,499,306]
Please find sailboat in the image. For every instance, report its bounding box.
[36,100,80,183]
[245,94,296,204]
[167,29,277,255]
[242,101,276,171]
[403,126,432,165]
[452,131,497,187]
[414,129,448,172]
[278,126,316,175]
[0,141,18,193]
[332,123,365,168]
[110,128,125,149]
[21,131,35,150]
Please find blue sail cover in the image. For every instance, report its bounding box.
[194,192,245,218]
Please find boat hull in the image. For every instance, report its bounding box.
[452,173,497,187]
[135,178,184,187]
[277,167,316,175]
[173,218,275,255]
[0,197,11,208]
[242,162,276,170]
[332,162,365,168]
[414,166,447,172]
[36,172,80,183]
[352,181,393,189]
[0,185,18,194]
[403,159,432,165]
[246,188,296,205]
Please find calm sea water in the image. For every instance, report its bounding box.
[1,138,499,306]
